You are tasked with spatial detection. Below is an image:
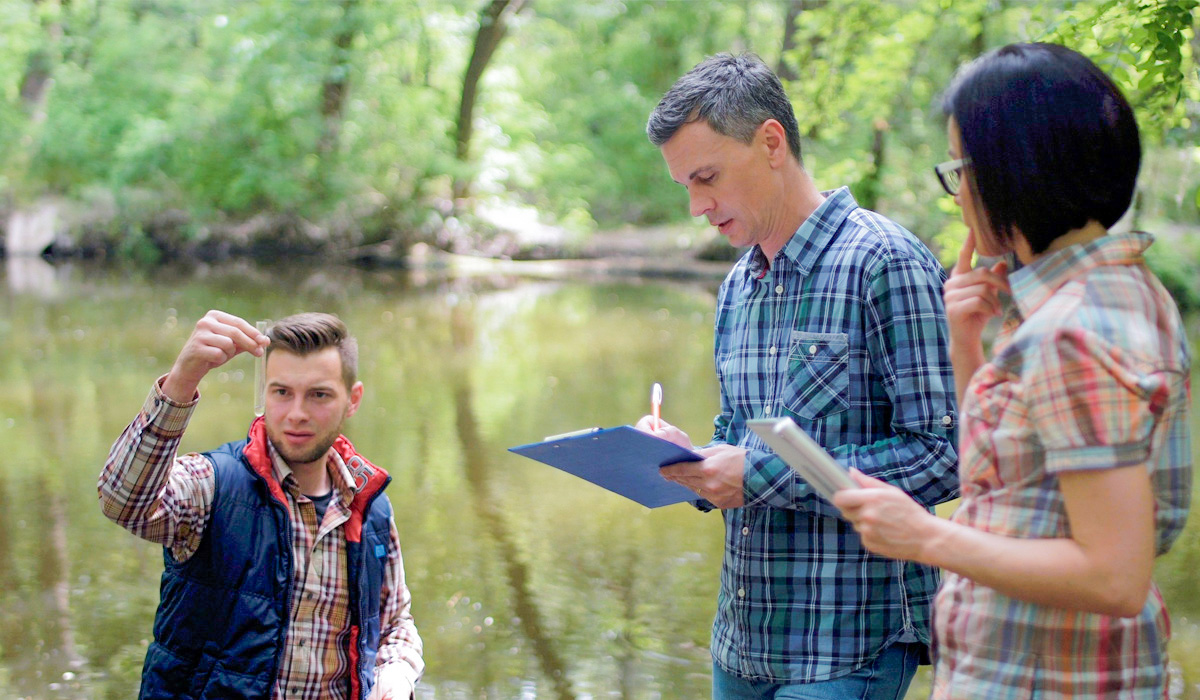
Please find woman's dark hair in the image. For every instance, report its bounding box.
[266,312,358,389]
[942,43,1140,254]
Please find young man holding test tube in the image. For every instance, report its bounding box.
[636,53,959,699]
[98,310,423,699]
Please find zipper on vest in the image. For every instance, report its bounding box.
[266,483,295,691]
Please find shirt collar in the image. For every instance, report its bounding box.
[748,186,857,277]
[1008,232,1153,319]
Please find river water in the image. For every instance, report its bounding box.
[1,259,1197,699]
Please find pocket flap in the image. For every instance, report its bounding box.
[784,332,850,419]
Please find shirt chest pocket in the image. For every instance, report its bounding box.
[783,332,850,421]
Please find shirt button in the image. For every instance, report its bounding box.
[809,344,818,354]
[764,405,773,415]
[775,284,784,294]
[942,415,953,426]
[741,526,749,536]
[769,346,776,356]
[738,587,746,598]
[298,639,306,647]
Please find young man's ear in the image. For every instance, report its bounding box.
[346,381,364,418]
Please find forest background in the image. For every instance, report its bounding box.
[2,4,1200,697]
[2,0,1199,303]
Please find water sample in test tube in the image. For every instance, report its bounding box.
[254,320,270,416]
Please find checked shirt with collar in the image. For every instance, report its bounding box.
[99,379,423,699]
[933,232,1192,698]
[707,187,959,682]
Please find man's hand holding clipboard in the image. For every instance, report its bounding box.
[634,412,748,510]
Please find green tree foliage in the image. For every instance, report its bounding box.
[487,1,769,226]
[3,0,466,235]
[0,0,1195,255]
[1043,0,1199,141]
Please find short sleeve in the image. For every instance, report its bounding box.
[1027,328,1166,474]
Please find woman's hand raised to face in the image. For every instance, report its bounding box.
[943,229,1011,352]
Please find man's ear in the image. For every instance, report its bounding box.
[346,381,364,418]
[758,119,790,167]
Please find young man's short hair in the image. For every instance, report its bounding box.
[266,312,358,389]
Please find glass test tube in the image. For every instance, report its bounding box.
[254,320,269,416]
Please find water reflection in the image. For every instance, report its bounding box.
[451,301,577,700]
[34,475,87,681]
[5,256,62,299]
[0,263,1197,699]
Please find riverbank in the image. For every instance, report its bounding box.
[1,196,740,282]
[5,197,1198,307]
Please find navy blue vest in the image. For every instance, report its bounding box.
[138,430,394,699]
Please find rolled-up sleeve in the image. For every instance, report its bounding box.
[374,519,424,693]
[97,377,214,562]
[833,255,959,506]
[741,255,959,512]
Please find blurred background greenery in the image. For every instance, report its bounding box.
[2,1,1200,698]
[1,0,1197,287]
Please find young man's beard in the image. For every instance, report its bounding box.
[274,438,337,467]
[266,419,345,468]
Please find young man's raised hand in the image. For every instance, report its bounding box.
[161,310,270,403]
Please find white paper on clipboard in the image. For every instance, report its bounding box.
[746,417,857,501]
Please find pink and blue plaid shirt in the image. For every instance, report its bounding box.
[935,232,1192,698]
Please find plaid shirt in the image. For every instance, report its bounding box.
[934,232,1192,698]
[98,379,424,699]
[708,187,959,682]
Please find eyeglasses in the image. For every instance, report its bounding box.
[934,157,971,196]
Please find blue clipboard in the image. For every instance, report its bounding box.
[508,426,702,508]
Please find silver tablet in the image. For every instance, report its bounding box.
[746,417,857,501]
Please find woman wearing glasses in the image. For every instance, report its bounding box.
[835,42,1191,698]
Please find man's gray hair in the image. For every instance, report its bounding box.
[646,52,802,162]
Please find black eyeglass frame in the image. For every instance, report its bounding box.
[934,157,972,196]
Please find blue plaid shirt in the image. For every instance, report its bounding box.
[707,187,959,682]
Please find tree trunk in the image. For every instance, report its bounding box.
[777,0,805,81]
[453,0,529,201]
[969,2,987,59]
[317,0,360,160]
[857,13,939,212]
[856,119,887,211]
[778,0,829,82]
[20,0,65,122]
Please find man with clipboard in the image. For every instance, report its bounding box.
[637,53,960,699]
